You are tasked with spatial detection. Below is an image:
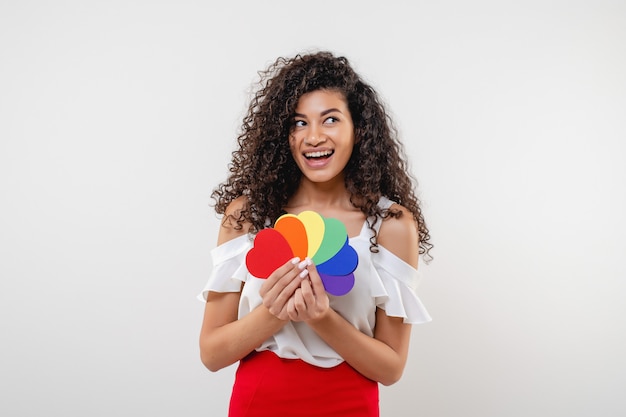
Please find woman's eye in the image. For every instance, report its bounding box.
[294,120,306,127]
[324,116,338,124]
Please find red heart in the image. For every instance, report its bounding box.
[245,229,294,278]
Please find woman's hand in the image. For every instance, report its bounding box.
[286,260,330,322]
[259,257,309,321]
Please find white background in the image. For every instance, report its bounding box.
[1,1,625,416]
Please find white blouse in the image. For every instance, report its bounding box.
[198,197,431,368]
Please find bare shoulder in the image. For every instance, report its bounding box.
[217,196,252,245]
[378,203,419,268]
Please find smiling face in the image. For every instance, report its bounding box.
[289,89,355,187]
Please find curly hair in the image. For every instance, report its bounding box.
[212,51,432,259]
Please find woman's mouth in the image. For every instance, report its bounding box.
[304,150,334,160]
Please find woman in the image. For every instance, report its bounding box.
[199,51,432,417]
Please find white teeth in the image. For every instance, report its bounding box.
[304,150,333,158]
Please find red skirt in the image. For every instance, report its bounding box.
[229,350,379,417]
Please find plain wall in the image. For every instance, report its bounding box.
[1,1,625,416]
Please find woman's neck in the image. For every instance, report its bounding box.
[286,177,353,212]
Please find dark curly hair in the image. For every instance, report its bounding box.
[212,51,432,259]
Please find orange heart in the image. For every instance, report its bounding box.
[274,215,308,260]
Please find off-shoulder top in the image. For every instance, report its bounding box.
[198,197,431,368]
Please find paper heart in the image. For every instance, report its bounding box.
[317,237,358,276]
[312,217,349,265]
[296,211,325,258]
[319,272,355,297]
[274,215,308,260]
[245,228,294,278]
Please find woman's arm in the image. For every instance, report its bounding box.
[288,204,418,385]
[199,197,308,372]
[200,257,311,371]
[200,291,281,372]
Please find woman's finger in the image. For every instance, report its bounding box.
[306,263,326,296]
[293,288,306,313]
[261,257,309,316]
[286,297,297,321]
[300,277,315,306]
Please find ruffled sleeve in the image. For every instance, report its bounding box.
[197,235,252,302]
[371,245,432,324]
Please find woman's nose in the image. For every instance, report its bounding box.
[304,126,326,146]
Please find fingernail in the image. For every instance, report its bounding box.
[298,259,308,269]
[299,269,309,278]
[291,257,301,265]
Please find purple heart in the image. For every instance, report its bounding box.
[319,272,355,296]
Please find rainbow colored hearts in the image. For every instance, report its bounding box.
[245,211,358,296]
